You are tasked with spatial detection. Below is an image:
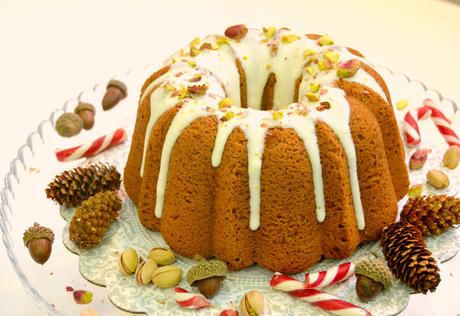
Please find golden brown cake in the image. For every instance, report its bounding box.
[124,25,409,274]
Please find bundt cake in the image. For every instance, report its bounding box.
[124,25,410,274]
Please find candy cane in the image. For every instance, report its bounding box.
[55,128,126,162]
[219,309,239,316]
[174,287,211,309]
[271,273,371,316]
[305,262,355,289]
[423,99,460,147]
[403,99,460,147]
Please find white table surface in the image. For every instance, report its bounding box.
[1,0,460,315]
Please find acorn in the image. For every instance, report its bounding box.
[102,79,127,111]
[55,112,83,137]
[355,256,393,302]
[23,223,54,264]
[74,102,96,130]
[186,259,228,299]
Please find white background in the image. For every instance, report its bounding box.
[1,0,460,314]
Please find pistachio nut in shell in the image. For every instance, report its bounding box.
[148,247,175,265]
[118,248,138,275]
[240,290,264,316]
[443,145,460,169]
[151,265,182,288]
[135,259,158,285]
[427,169,449,189]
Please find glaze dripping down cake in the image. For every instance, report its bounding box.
[124,25,409,274]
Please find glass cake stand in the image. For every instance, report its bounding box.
[0,64,459,315]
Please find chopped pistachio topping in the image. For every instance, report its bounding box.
[396,99,409,110]
[216,36,229,46]
[336,59,361,78]
[318,35,334,46]
[178,86,188,99]
[281,34,301,43]
[318,59,332,71]
[221,111,235,121]
[188,84,208,95]
[309,83,320,93]
[305,66,315,76]
[218,97,234,108]
[263,26,276,39]
[189,37,201,57]
[305,92,319,102]
[316,101,331,111]
[303,49,316,59]
[272,111,283,121]
[187,60,197,67]
[243,55,249,61]
[164,83,176,92]
[324,51,340,63]
[408,184,424,198]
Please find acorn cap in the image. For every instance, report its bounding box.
[75,102,95,114]
[55,112,83,137]
[355,257,392,289]
[186,259,228,286]
[23,223,55,247]
[107,79,127,97]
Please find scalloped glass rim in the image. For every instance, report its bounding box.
[0,63,458,315]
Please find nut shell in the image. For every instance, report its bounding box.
[427,169,449,189]
[151,265,182,288]
[240,290,264,316]
[27,238,52,264]
[186,259,228,286]
[148,247,175,265]
[135,259,158,285]
[443,146,460,170]
[119,248,139,275]
[195,276,224,299]
[55,112,83,137]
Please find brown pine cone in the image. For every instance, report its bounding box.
[381,221,440,294]
[46,163,121,207]
[69,191,122,249]
[401,195,460,236]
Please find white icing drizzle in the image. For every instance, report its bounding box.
[276,104,326,222]
[230,29,272,109]
[271,32,317,109]
[194,35,241,107]
[139,27,391,232]
[140,63,224,176]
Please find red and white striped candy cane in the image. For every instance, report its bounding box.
[271,273,371,316]
[305,262,355,289]
[55,128,127,162]
[403,98,460,147]
[423,99,460,147]
[174,287,211,309]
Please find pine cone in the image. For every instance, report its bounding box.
[46,163,121,207]
[381,221,440,294]
[401,195,460,236]
[69,191,122,249]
